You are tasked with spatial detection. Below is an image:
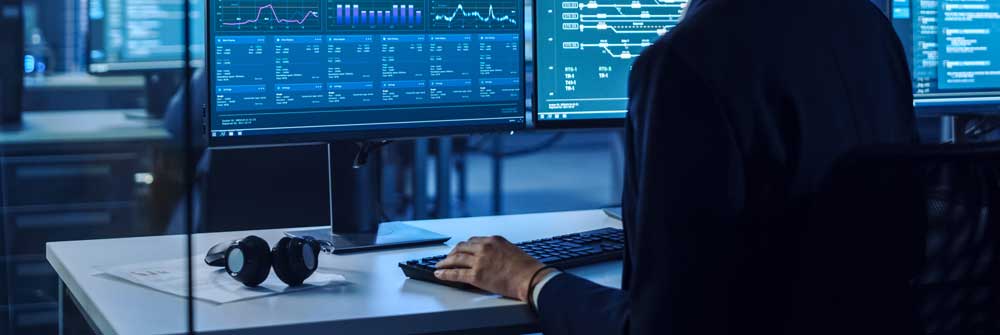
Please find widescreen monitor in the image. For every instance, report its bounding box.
[206,0,526,145]
[533,0,688,128]
[888,0,1000,114]
[88,0,205,73]
[534,0,1000,128]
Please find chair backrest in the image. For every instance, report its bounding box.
[794,143,1000,335]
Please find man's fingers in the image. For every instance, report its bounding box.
[468,235,505,244]
[434,268,476,283]
[469,235,508,246]
[452,241,484,254]
[436,253,476,269]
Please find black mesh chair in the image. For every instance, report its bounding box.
[793,143,1000,335]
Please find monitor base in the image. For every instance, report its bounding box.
[603,207,622,221]
[285,222,450,254]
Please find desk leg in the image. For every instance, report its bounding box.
[58,279,65,335]
[435,138,452,218]
[58,278,100,334]
[491,137,504,215]
[414,139,429,219]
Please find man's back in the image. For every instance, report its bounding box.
[540,0,918,334]
[619,0,918,332]
[634,0,917,198]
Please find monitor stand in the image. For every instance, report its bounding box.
[603,207,623,221]
[286,141,450,254]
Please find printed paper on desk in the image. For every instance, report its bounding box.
[98,257,347,304]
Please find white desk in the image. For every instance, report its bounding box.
[46,210,623,334]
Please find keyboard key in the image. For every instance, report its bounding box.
[537,256,562,263]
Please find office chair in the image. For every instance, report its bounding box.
[794,143,1000,335]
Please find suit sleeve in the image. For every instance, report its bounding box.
[535,42,743,335]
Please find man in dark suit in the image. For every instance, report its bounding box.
[434,0,918,333]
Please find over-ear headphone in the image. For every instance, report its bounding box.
[205,235,322,287]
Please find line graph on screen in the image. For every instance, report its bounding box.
[429,0,519,30]
[216,0,323,31]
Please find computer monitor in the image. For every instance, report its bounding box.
[87,0,205,73]
[533,0,687,128]
[887,0,1000,114]
[1,0,23,125]
[205,0,525,250]
[206,0,526,145]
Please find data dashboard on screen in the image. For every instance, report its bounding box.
[890,0,1000,110]
[88,0,205,73]
[535,0,687,123]
[207,0,525,140]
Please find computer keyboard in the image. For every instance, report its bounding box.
[399,227,625,289]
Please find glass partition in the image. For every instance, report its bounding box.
[2,0,960,333]
[2,0,197,333]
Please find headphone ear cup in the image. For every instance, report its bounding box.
[271,237,316,286]
[225,235,272,287]
[303,237,321,272]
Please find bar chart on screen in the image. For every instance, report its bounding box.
[216,0,323,31]
[327,0,425,30]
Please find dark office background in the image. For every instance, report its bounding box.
[0,0,967,333]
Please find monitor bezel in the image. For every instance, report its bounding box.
[205,0,528,147]
[914,100,1000,117]
[530,0,625,130]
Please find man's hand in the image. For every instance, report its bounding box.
[434,236,555,301]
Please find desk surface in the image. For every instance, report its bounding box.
[47,210,623,334]
[1,110,170,146]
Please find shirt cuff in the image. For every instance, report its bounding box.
[531,270,562,311]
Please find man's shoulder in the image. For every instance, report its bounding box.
[639,1,742,69]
